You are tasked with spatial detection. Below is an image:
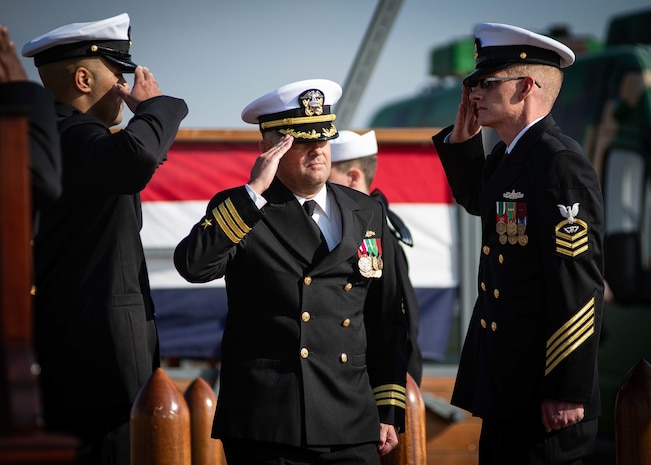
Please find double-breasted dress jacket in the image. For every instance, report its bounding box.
[432,115,604,422]
[33,97,188,410]
[174,178,408,447]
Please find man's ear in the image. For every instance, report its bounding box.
[259,139,272,152]
[519,76,537,100]
[348,167,364,188]
[74,67,93,94]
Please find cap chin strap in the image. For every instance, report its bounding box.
[261,114,336,130]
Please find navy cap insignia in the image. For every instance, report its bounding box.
[299,89,324,117]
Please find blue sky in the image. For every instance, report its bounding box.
[3,0,649,129]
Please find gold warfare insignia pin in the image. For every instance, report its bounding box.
[503,189,524,200]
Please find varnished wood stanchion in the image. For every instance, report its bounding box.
[0,110,77,463]
[0,112,37,433]
[615,359,651,465]
[131,368,191,465]
[183,377,226,465]
[380,374,426,465]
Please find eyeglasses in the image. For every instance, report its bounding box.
[466,76,542,89]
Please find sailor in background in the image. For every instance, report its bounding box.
[329,129,423,386]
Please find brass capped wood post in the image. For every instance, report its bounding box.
[131,368,191,465]
[0,109,77,463]
[380,373,426,465]
[615,359,651,465]
[183,377,226,465]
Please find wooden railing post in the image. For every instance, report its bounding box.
[183,377,226,465]
[381,373,427,465]
[0,109,77,464]
[131,367,191,465]
[0,110,37,433]
[615,358,651,465]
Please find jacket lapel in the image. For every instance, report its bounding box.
[261,179,320,264]
[260,180,371,272]
[484,115,556,196]
[311,184,367,273]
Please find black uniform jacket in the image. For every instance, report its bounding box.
[174,178,408,447]
[372,189,423,385]
[0,81,62,218]
[33,96,188,409]
[432,115,604,421]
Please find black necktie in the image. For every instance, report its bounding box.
[303,200,329,262]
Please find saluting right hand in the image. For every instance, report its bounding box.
[450,86,481,143]
[248,134,294,195]
[113,65,162,113]
[0,26,28,83]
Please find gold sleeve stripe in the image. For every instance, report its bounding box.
[373,384,407,409]
[376,398,407,409]
[373,384,406,395]
[545,297,595,376]
[212,198,251,244]
[374,391,407,402]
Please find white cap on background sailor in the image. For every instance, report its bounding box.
[330,130,378,163]
[241,79,342,142]
[463,22,575,87]
[22,13,137,72]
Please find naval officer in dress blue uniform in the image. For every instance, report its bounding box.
[174,79,408,465]
[432,23,604,465]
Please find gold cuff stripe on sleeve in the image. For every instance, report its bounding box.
[212,198,251,244]
[374,391,407,403]
[545,297,595,376]
[261,114,336,130]
[376,398,407,409]
[373,384,407,410]
[373,384,407,395]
